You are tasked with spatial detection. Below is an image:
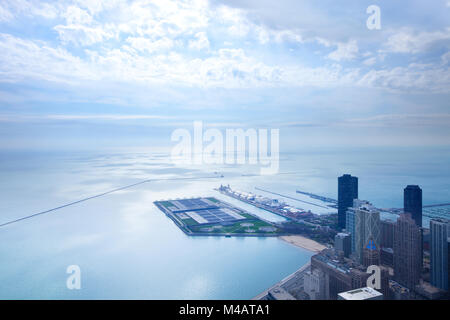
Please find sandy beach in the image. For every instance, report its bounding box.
[279,235,327,253]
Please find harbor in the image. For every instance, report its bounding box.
[216,185,315,221]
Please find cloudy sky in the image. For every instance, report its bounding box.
[0,0,449,150]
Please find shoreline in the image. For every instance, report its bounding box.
[252,236,325,300]
[279,235,327,253]
[252,261,311,300]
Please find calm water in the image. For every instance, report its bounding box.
[0,147,449,299]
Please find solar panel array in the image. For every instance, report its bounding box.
[177,198,210,208]
[189,208,244,224]
[162,198,246,225]
[159,198,246,224]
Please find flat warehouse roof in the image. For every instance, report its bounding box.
[187,208,245,225]
[156,197,247,225]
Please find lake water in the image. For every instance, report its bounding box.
[0,147,449,299]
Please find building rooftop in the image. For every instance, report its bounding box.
[312,249,364,275]
[381,247,393,254]
[389,280,409,294]
[336,232,350,237]
[338,287,383,300]
[267,286,296,300]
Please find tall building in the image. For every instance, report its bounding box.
[404,185,422,227]
[363,240,380,267]
[393,214,422,290]
[304,268,326,300]
[334,233,351,258]
[338,174,358,229]
[380,219,395,249]
[346,208,356,254]
[311,249,370,300]
[430,218,449,291]
[380,247,394,267]
[354,203,380,264]
[448,237,450,292]
[346,199,370,255]
[379,266,390,298]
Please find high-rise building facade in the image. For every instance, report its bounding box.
[304,268,326,300]
[310,249,369,300]
[393,214,422,290]
[363,243,380,267]
[338,174,358,229]
[447,237,450,291]
[346,199,370,255]
[430,218,449,291]
[380,219,395,249]
[334,232,351,258]
[346,208,356,254]
[354,203,380,264]
[404,185,422,227]
[448,237,450,292]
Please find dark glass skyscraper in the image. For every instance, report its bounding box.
[404,185,422,227]
[338,174,358,230]
[394,214,422,290]
[448,238,450,291]
[430,219,449,291]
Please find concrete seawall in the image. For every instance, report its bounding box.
[252,262,311,300]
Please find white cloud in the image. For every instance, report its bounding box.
[188,32,210,50]
[358,62,450,93]
[0,32,363,89]
[363,57,377,66]
[63,5,93,25]
[0,33,97,84]
[0,4,14,22]
[73,0,115,15]
[327,40,359,61]
[126,37,175,53]
[217,5,250,37]
[345,113,450,128]
[54,24,116,46]
[46,114,171,121]
[0,0,61,20]
[442,51,450,64]
[0,114,171,122]
[0,0,449,94]
[384,28,450,54]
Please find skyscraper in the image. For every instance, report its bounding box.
[354,203,380,264]
[430,218,449,291]
[448,237,450,292]
[335,232,351,258]
[393,214,422,290]
[380,219,395,249]
[346,199,371,256]
[404,185,422,227]
[363,239,380,267]
[447,237,450,291]
[338,174,358,230]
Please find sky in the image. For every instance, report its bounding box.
[0,0,449,151]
